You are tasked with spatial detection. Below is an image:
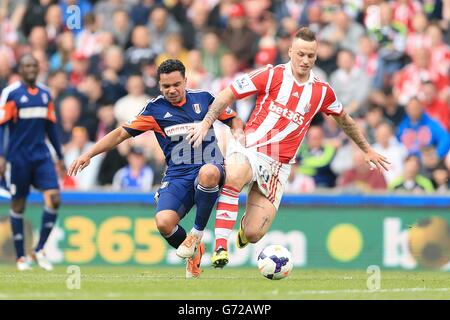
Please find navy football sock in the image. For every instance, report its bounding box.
[35,207,58,252]
[193,183,220,232]
[163,225,187,249]
[10,210,25,259]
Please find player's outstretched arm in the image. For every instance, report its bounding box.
[332,111,390,172]
[187,87,236,148]
[68,127,132,176]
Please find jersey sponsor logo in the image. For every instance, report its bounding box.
[268,102,305,126]
[164,123,194,137]
[18,107,48,119]
[164,112,173,118]
[192,103,201,114]
[20,95,29,103]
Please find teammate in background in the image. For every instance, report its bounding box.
[0,55,65,271]
[187,27,390,268]
[68,59,243,278]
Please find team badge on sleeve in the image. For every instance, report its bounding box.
[192,103,201,114]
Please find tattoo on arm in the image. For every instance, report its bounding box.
[334,112,370,152]
[204,100,228,127]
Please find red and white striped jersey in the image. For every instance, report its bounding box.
[230,62,343,164]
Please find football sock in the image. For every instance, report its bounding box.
[35,207,58,252]
[10,210,25,259]
[193,183,220,232]
[214,185,239,251]
[163,225,187,249]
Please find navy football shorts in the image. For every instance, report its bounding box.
[7,156,59,199]
[154,163,225,218]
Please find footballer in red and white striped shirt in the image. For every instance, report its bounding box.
[187,27,390,269]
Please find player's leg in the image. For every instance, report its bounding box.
[212,153,253,268]
[8,161,33,270]
[239,184,277,245]
[31,159,61,271]
[177,163,223,258]
[155,209,184,248]
[10,198,32,270]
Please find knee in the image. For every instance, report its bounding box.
[198,164,221,187]
[49,193,61,210]
[155,214,176,236]
[11,199,26,213]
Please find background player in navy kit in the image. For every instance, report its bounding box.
[68,60,244,278]
[0,54,65,271]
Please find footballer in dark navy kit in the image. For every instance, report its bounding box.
[68,59,244,278]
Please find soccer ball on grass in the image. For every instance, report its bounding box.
[408,216,450,269]
[257,244,293,280]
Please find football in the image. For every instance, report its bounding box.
[257,244,293,280]
[408,216,450,269]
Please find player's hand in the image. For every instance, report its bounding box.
[55,160,67,180]
[364,149,390,172]
[187,121,211,148]
[68,154,91,176]
[0,156,5,177]
[232,128,246,146]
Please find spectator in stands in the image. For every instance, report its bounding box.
[186,49,213,91]
[114,74,150,125]
[319,10,365,54]
[419,146,440,179]
[130,0,157,26]
[44,4,64,48]
[125,25,155,74]
[420,81,450,131]
[222,3,259,70]
[94,0,131,32]
[112,146,154,192]
[69,51,90,87]
[393,47,449,106]
[50,31,75,73]
[57,95,83,146]
[111,9,132,49]
[330,49,371,117]
[372,122,408,185]
[315,39,338,78]
[381,88,406,127]
[431,161,449,194]
[200,29,227,78]
[147,5,181,56]
[389,155,434,193]
[155,33,189,67]
[368,2,407,89]
[397,97,450,160]
[99,45,128,103]
[364,105,387,145]
[64,126,104,190]
[75,13,102,59]
[337,147,387,192]
[297,126,337,188]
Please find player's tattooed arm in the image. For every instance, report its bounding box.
[333,111,391,171]
[188,87,236,147]
[333,111,370,152]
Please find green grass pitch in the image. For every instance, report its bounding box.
[1,265,449,300]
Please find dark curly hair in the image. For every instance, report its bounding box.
[157,59,186,81]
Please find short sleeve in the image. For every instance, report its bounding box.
[0,90,16,125]
[122,104,165,137]
[320,84,343,116]
[230,66,272,99]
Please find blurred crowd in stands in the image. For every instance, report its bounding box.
[0,0,449,194]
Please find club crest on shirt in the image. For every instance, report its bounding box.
[192,103,201,114]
